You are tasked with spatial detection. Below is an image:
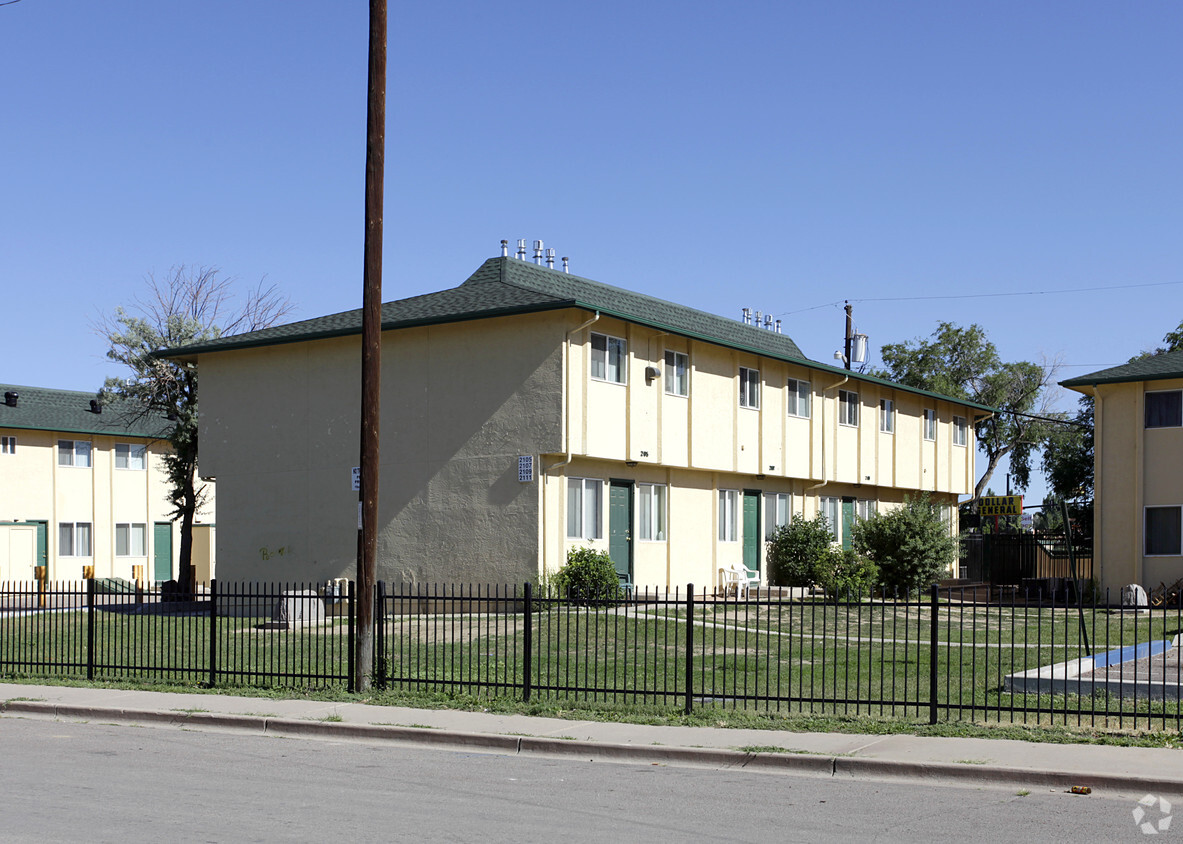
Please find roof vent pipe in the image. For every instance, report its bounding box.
[533,240,544,264]
[89,399,101,414]
[562,256,570,273]
[517,239,527,260]
[754,310,762,328]
[501,239,509,257]
[546,248,555,269]
[775,319,782,334]
[3,391,16,407]
[764,315,772,331]
[742,307,751,325]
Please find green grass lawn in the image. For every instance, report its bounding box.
[4,596,1182,731]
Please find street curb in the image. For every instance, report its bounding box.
[5,698,1183,797]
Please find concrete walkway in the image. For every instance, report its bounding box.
[3,681,1183,800]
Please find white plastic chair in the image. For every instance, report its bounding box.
[718,561,759,599]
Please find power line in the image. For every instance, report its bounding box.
[779,278,1183,317]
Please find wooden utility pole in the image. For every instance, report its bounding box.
[355,0,386,693]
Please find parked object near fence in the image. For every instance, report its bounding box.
[273,590,326,628]
[3,578,1183,733]
[1122,584,1149,609]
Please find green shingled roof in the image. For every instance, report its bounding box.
[1061,349,1183,389]
[162,255,995,413]
[0,384,172,439]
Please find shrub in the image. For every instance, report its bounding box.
[766,516,834,587]
[552,547,621,605]
[814,547,879,600]
[851,495,956,593]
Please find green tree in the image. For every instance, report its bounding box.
[99,267,292,589]
[851,496,956,593]
[766,516,834,587]
[877,322,1055,499]
[1040,395,1093,501]
[553,546,621,604]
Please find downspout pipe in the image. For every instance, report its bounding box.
[547,310,601,473]
[806,371,849,493]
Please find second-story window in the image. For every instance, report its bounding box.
[590,333,626,384]
[839,390,859,427]
[953,416,968,446]
[924,408,937,441]
[58,440,92,468]
[115,443,147,470]
[664,350,689,396]
[879,399,894,434]
[739,367,760,409]
[786,378,810,418]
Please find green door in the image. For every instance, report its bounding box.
[742,490,761,578]
[153,523,173,582]
[608,480,634,585]
[841,498,856,551]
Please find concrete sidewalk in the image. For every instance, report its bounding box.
[3,681,1182,799]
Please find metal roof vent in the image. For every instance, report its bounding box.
[516,239,527,260]
[533,240,544,264]
[89,399,102,414]
[562,256,569,273]
[3,391,17,407]
[546,248,555,269]
[741,307,751,325]
[500,239,509,257]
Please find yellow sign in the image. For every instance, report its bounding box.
[979,495,1022,517]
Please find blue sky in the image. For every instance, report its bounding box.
[3,1,1181,500]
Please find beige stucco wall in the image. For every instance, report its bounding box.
[0,427,210,581]
[1090,378,1183,592]
[567,321,976,495]
[198,312,565,585]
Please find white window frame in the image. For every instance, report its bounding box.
[664,350,689,397]
[838,390,859,427]
[856,499,875,521]
[59,522,92,557]
[718,489,740,542]
[116,523,147,557]
[1145,505,1182,556]
[739,367,760,409]
[638,483,668,541]
[923,408,937,441]
[0,435,14,455]
[566,478,604,540]
[1146,390,1183,429]
[58,439,92,468]
[879,399,894,434]
[115,443,147,470]
[953,415,968,447]
[819,496,841,541]
[786,378,810,418]
[590,332,627,385]
[764,492,791,540]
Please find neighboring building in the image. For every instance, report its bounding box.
[168,252,989,589]
[1063,350,1183,593]
[0,384,215,582]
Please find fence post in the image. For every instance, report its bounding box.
[929,583,939,726]
[685,584,695,715]
[521,581,533,703]
[86,576,96,681]
[208,579,218,687]
[375,581,386,690]
[347,580,356,692]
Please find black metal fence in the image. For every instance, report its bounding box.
[959,533,1093,586]
[3,578,1182,732]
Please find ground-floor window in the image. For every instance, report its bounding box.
[1146,506,1182,556]
[566,478,603,540]
[116,523,147,556]
[764,492,791,539]
[59,522,92,556]
[638,483,667,541]
[718,490,740,542]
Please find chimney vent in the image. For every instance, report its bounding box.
[89,399,101,414]
[500,239,509,257]
[562,256,569,273]
[533,240,544,264]
[516,239,527,260]
[545,248,555,269]
[3,391,17,407]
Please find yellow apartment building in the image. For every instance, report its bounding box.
[168,252,989,590]
[1063,350,1183,594]
[0,385,216,582]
